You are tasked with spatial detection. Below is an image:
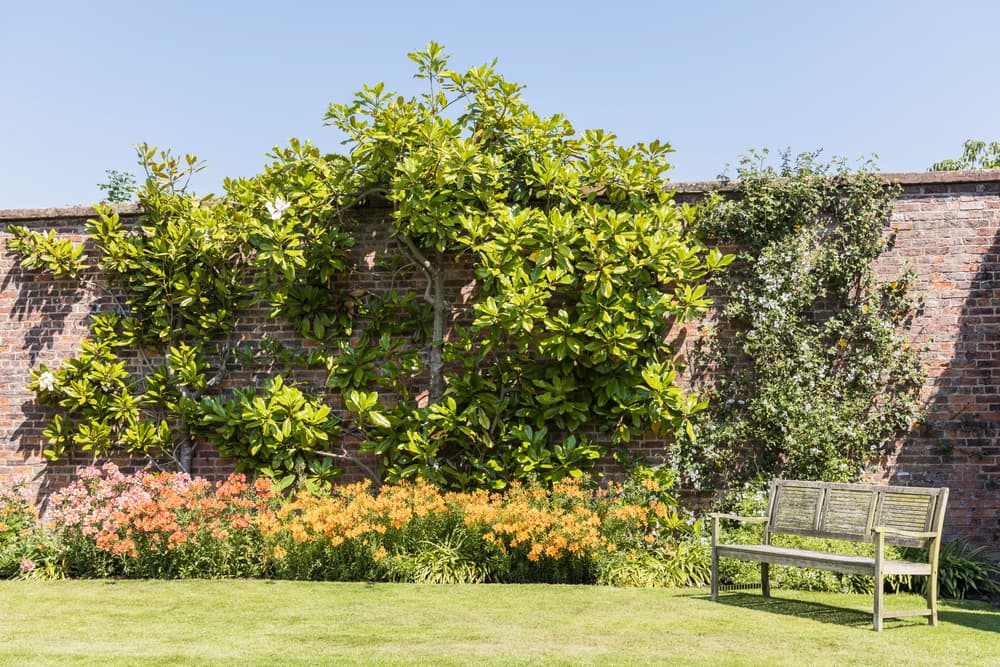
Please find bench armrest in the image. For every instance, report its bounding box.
[872,526,939,539]
[710,513,770,548]
[709,513,769,524]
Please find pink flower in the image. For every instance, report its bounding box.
[19,557,36,573]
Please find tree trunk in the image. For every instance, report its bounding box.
[429,250,446,405]
[177,439,194,474]
[398,236,449,406]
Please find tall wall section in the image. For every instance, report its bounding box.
[2,170,1000,550]
[878,171,1000,551]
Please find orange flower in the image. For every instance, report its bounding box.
[230,516,251,530]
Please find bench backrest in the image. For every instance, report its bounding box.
[765,480,949,548]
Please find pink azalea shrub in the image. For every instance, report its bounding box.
[48,463,277,578]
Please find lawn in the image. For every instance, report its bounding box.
[1,582,997,666]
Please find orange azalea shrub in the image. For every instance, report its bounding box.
[262,479,462,580]
[263,478,608,582]
[449,480,606,582]
[263,476,703,584]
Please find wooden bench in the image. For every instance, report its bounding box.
[710,479,949,631]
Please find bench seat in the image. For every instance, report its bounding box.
[714,543,933,577]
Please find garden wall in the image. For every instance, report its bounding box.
[3,169,1000,552]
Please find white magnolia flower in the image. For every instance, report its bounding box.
[37,371,56,392]
[265,197,290,221]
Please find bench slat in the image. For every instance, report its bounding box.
[882,609,934,619]
[822,488,875,537]
[771,484,823,533]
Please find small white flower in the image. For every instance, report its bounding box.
[265,197,290,221]
[37,371,56,392]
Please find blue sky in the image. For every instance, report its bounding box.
[2,1,998,208]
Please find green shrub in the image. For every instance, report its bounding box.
[901,539,1000,600]
[384,530,497,584]
[684,153,923,490]
[599,540,710,588]
[0,478,63,579]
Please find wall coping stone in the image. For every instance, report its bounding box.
[0,204,143,222]
[4,170,1000,221]
[670,168,1000,194]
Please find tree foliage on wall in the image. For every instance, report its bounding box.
[930,140,1000,171]
[678,151,925,492]
[7,43,728,492]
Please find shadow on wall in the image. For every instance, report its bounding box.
[888,183,1000,552]
[1,264,88,365]
[0,232,103,494]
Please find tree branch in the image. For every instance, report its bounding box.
[313,448,378,480]
[324,188,390,226]
[397,234,438,304]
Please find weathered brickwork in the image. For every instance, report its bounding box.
[873,173,1000,551]
[3,170,1000,552]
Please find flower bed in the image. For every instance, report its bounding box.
[2,463,709,586]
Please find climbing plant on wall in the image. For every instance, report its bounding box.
[676,151,925,493]
[7,43,729,492]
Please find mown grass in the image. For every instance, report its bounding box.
[1,582,997,666]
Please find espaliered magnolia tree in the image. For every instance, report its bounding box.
[9,43,729,491]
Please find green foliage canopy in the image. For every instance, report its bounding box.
[930,139,1000,171]
[9,43,727,491]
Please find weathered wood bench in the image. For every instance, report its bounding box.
[710,479,949,631]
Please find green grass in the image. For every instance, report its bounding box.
[1,582,997,666]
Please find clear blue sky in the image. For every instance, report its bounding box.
[2,0,998,208]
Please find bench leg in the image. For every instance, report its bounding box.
[873,530,886,631]
[711,549,719,601]
[873,572,883,632]
[760,562,770,598]
[926,573,938,626]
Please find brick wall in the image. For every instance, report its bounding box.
[3,169,1000,551]
[875,171,1000,551]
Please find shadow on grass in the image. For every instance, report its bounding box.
[937,607,1000,633]
[709,592,875,629]
[706,592,1000,633]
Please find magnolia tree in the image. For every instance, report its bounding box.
[9,43,729,491]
